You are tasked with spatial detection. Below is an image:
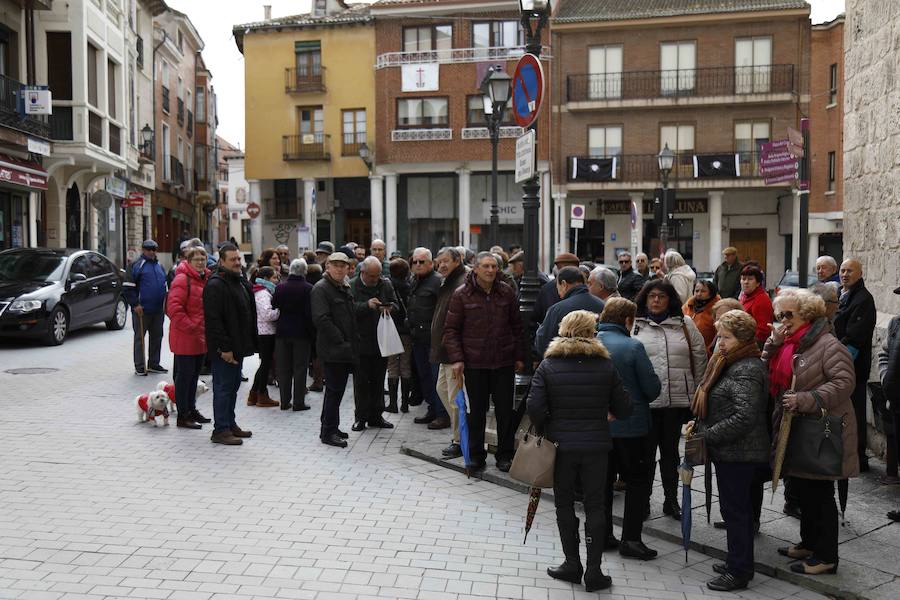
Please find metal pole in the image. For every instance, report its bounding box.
[659,171,669,257]
[573,227,578,255]
[518,7,548,370]
[798,118,810,288]
[490,117,499,246]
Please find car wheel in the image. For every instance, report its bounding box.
[106,297,128,330]
[44,306,68,346]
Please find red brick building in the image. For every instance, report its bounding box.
[808,15,844,266]
[551,0,811,275]
[371,0,551,258]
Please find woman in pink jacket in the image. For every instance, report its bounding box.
[249,266,280,407]
[166,246,210,429]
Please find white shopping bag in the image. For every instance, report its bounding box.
[377,312,404,357]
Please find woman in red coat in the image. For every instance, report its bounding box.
[739,265,774,347]
[167,246,210,429]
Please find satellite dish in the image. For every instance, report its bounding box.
[91,190,113,210]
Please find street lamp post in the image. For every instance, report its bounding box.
[480,67,512,247]
[517,0,550,365]
[657,143,675,257]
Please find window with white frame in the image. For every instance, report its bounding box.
[588,45,622,100]
[588,126,622,157]
[660,124,694,153]
[161,122,170,179]
[403,25,452,53]
[734,120,770,155]
[397,97,448,128]
[735,37,772,93]
[660,41,695,95]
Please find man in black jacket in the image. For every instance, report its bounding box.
[311,252,359,448]
[533,253,581,325]
[616,252,645,301]
[834,258,877,471]
[407,247,446,422]
[535,267,605,357]
[430,247,468,456]
[203,244,258,446]
[350,256,399,432]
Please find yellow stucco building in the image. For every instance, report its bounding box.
[234,0,375,253]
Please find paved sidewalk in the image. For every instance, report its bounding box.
[0,321,833,600]
[401,433,900,600]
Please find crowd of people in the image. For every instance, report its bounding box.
[124,235,900,593]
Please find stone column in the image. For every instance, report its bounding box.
[384,173,398,254]
[44,179,66,249]
[457,168,470,248]
[303,178,316,251]
[540,169,551,272]
[553,192,567,257]
[629,191,644,259]
[708,190,724,272]
[369,174,384,243]
[28,191,38,247]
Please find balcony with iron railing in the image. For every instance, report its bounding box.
[283,133,330,161]
[0,73,50,138]
[161,86,170,113]
[168,155,184,186]
[566,151,767,186]
[187,110,193,137]
[375,45,552,69]
[341,133,366,157]
[284,66,326,93]
[177,98,184,125]
[566,65,795,108]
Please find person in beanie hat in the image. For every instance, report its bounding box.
[126,239,168,375]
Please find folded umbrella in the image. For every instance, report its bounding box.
[454,387,472,477]
[771,366,799,498]
[704,458,713,524]
[523,486,541,544]
[838,478,848,525]
[679,461,694,563]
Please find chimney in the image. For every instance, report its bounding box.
[263,5,272,20]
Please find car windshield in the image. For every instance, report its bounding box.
[0,253,67,282]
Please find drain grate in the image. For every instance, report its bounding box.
[5,367,60,375]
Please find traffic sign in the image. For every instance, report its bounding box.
[760,165,797,177]
[570,218,584,229]
[759,140,790,153]
[570,204,585,219]
[759,154,797,168]
[122,191,144,208]
[247,202,261,219]
[511,53,545,129]
[515,130,536,183]
[765,172,797,185]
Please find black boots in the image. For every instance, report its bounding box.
[400,377,413,413]
[663,498,682,521]
[547,516,583,584]
[583,518,612,591]
[386,378,399,413]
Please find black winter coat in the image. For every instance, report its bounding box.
[350,275,399,356]
[203,267,258,360]
[533,278,562,324]
[527,336,632,452]
[878,316,900,414]
[407,270,441,345]
[310,274,359,363]
[617,268,646,301]
[390,275,412,335]
[271,274,313,339]
[834,278,877,377]
[698,357,770,463]
[430,264,467,364]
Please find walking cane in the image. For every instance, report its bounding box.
[138,311,147,372]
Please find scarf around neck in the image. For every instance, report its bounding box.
[255,278,276,294]
[691,340,761,419]
[648,310,670,324]
[768,322,812,397]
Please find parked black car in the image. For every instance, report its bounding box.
[0,248,129,345]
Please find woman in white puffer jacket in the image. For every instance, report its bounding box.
[249,266,281,407]
[632,279,707,522]
[664,250,697,305]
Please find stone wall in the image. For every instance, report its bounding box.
[843,0,900,453]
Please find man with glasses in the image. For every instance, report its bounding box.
[127,239,168,375]
[635,253,650,279]
[275,245,291,279]
[715,247,743,299]
[406,248,448,425]
[616,252,645,301]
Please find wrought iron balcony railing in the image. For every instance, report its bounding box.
[0,74,50,138]
[285,66,326,93]
[566,65,795,103]
[375,45,552,69]
[283,133,330,161]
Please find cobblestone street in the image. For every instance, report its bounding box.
[0,322,828,600]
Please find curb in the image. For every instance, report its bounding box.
[401,442,875,600]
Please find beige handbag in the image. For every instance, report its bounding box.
[509,427,558,489]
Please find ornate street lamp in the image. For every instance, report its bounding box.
[480,66,512,246]
[140,123,153,157]
[357,141,372,170]
[657,143,675,256]
[517,0,550,371]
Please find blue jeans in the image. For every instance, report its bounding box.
[412,341,447,418]
[212,355,243,433]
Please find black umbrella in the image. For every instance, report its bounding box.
[704,458,713,524]
[838,478,848,525]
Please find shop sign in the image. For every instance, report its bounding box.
[0,166,47,190]
[22,87,52,115]
[106,177,127,198]
[603,198,707,215]
[27,138,50,156]
[122,191,145,207]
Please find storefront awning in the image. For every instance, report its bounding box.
[0,154,48,191]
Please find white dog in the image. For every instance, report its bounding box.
[157,380,210,414]
[136,390,170,426]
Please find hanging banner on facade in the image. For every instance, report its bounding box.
[401,63,439,92]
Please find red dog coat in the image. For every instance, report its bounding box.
[138,394,169,419]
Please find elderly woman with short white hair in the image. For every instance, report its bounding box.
[663,250,696,304]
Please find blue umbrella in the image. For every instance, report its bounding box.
[454,388,472,476]
[679,461,694,563]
